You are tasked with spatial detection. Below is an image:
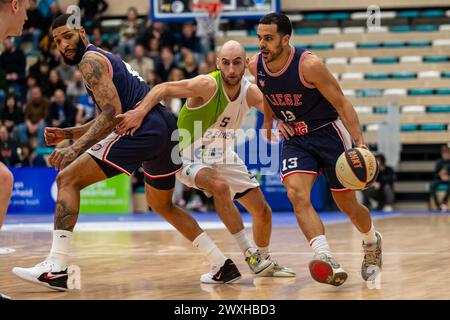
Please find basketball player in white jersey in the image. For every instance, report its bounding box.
[0,0,29,300]
[116,40,295,281]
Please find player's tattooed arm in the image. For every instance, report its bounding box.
[62,119,95,140]
[71,54,122,155]
[302,54,366,147]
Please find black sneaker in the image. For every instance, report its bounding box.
[200,259,242,284]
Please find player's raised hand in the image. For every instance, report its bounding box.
[277,120,295,141]
[114,109,145,136]
[45,127,65,146]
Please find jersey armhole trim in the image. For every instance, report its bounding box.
[299,51,316,89]
[83,51,113,79]
[185,75,218,110]
[254,53,260,83]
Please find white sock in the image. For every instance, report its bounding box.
[361,223,378,245]
[193,232,227,268]
[48,230,72,267]
[257,246,270,258]
[309,235,331,256]
[232,229,254,254]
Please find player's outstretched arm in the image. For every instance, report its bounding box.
[115,75,216,135]
[48,54,122,170]
[302,54,366,147]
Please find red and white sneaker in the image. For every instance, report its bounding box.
[12,260,69,291]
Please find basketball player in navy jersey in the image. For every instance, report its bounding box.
[0,0,30,300]
[249,13,382,286]
[12,14,245,290]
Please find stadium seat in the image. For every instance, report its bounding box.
[365,73,389,80]
[373,57,399,64]
[398,10,420,18]
[428,106,450,113]
[359,89,383,97]
[402,105,426,113]
[310,43,333,50]
[391,73,416,79]
[318,27,340,34]
[342,89,356,97]
[409,41,432,47]
[422,9,445,17]
[342,27,365,34]
[400,124,418,131]
[367,26,389,33]
[341,72,364,80]
[334,42,356,49]
[355,106,373,114]
[328,12,350,20]
[385,88,407,95]
[433,39,450,46]
[435,89,450,95]
[350,57,372,64]
[304,13,327,21]
[409,89,434,95]
[441,72,450,78]
[366,123,380,131]
[384,42,406,48]
[415,25,438,32]
[374,106,388,113]
[358,42,382,49]
[418,71,440,79]
[400,56,422,63]
[325,57,347,64]
[420,124,446,131]
[423,56,448,63]
[439,24,450,31]
[295,28,318,35]
[390,26,412,32]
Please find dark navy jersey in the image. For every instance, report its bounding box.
[256,46,338,134]
[83,44,150,112]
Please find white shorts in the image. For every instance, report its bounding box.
[176,151,259,199]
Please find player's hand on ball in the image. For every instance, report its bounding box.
[45,127,65,146]
[49,146,79,171]
[114,109,145,136]
[277,120,295,141]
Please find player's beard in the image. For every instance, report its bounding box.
[265,40,284,63]
[61,34,87,66]
[221,68,244,87]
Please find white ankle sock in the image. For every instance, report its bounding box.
[309,235,331,256]
[257,246,270,258]
[232,229,254,254]
[361,223,378,245]
[193,232,227,268]
[48,230,72,267]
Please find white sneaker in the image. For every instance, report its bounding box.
[382,205,394,212]
[200,259,241,284]
[12,260,69,291]
[0,292,12,300]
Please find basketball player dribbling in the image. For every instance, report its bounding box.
[12,15,272,290]
[116,40,295,280]
[0,0,30,300]
[249,13,382,286]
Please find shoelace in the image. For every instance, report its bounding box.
[364,247,379,265]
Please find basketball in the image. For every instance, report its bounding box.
[335,148,379,190]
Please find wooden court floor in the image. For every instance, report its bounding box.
[0,214,449,300]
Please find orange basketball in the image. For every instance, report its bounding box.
[335,148,379,190]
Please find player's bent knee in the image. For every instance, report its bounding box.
[0,168,13,190]
[210,178,231,196]
[56,169,81,189]
[149,199,174,215]
[287,188,311,208]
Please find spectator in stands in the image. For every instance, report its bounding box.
[0,37,26,96]
[91,26,106,50]
[1,94,24,133]
[155,46,178,82]
[152,21,176,49]
[0,126,19,167]
[17,0,46,53]
[362,153,396,212]
[0,125,17,148]
[24,75,38,102]
[181,50,199,79]
[148,37,161,62]
[430,145,450,212]
[47,89,76,129]
[37,0,57,28]
[129,44,154,79]
[198,61,208,75]
[78,0,108,32]
[164,68,185,117]
[118,7,140,58]
[14,87,48,148]
[44,69,66,98]
[144,70,161,90]
[178,22,202,54]
[205,51,217,73]
[66,70,87,104]
[56,60,76,85]
[16,143,47,167]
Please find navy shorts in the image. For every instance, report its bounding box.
[87,104,182,190]
[280,119,352,191]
